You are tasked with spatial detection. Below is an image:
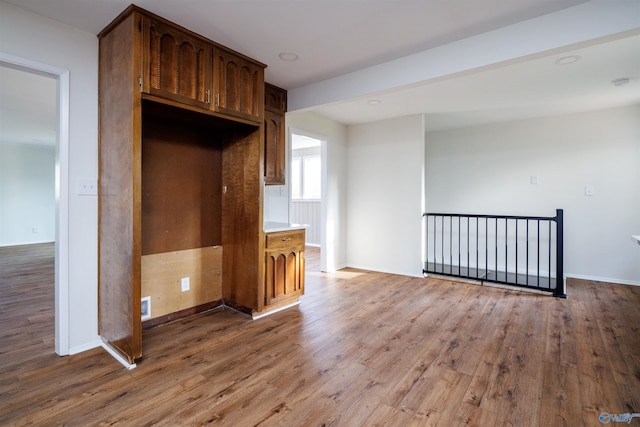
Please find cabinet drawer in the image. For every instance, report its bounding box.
[265,230,304,250]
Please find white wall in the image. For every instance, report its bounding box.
[0,143,55,245]
[0,2,100,352]
[286,111,348,271]
[346,114,425,277]
[425,105,640,285]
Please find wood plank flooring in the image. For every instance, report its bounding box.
[1,243,639,426]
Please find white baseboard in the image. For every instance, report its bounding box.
[566,274,639,287]
[100,340,137,370]
[67,339,101,356]
[345,263,424,278]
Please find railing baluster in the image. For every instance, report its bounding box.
[458,216,461,277]
[485,218,488,279]
[526,219,529,286]
[548,219,552,290]
[467,217,470,278]
[555,209,566,298]
[537,219,541,287]
[440,216,444,273]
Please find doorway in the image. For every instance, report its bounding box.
[289,130,328,271]
[0,53,70,355]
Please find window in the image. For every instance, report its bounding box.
[291,154,321,200]
[291,134,321,201]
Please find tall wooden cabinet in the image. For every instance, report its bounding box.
[98,5,267,364]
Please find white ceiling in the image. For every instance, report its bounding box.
[1,0,639,145]
[4,0,591,89]
[314,33,640,129]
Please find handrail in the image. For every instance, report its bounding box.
[422,209,565,298]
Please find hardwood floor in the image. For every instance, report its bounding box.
[1,244,639,426]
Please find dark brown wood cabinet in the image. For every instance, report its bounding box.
[264,83,287,185]
[213,48,264,123]
[265,82,287,114]
[98,5,266,364]
[142,16,212,109]
[264,229,305,307]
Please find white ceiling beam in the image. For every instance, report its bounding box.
[289,0,640,112]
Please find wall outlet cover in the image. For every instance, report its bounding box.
[141,296,151,320]
[181,277,190,292]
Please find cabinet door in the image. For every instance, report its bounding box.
[264,249,304,306]
[265,83,287,114]
[143,17,212,109]
[213,48,264,122]
[264,110,285,185]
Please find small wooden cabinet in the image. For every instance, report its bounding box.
[214,48,264,123]
[264,229,305,307]
[142,16,212,109]
[264,83,287,185]
[265,83,287,114]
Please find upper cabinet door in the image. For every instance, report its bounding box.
[265,83,287,114]
[213,48,264,123]
[143,17,212,109]
[264,84,287,185]
[264,110,285,185]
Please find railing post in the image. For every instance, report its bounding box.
[554,208,566,298]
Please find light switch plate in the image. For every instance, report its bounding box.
[78,179,98,195]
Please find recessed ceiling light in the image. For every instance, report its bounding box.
[554,55,581,65]
[367,99,381,105]
[278,52,299,61]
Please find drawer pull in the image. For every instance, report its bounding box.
[282,237,293,241]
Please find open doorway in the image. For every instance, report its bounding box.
[290,133,321,246]
[290,131,328,271]
[0,53,70,356]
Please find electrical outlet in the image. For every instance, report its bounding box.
[585,185,594,196]
[141,296,151,320]
[181,277,190,292]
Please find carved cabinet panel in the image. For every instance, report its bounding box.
[264,110,285,185]
[264,83,287,185]
[214,48,264,122]
[143,16,212,109]
[265,82,287,114]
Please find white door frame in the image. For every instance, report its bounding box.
[0,52,70,356]
[289,127,329,272]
